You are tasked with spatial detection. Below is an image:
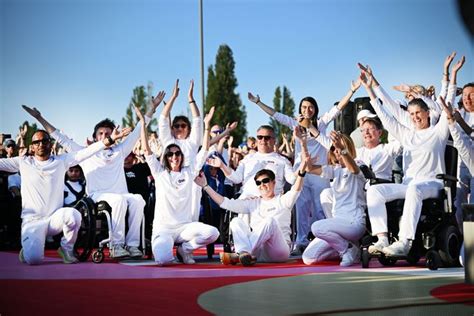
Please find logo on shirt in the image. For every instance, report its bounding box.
[177,179,186,184]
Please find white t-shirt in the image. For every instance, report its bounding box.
[321,163,366,223]
[220,188,300,245]
[227,151,295,198]
[146,149,207,230]
[356,141,402,180]
[0,141,105,221]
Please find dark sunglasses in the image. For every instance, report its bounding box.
[173,123,188,129]
[256,135,273,141]
[255,177,272,186]
[211,129,223,134]
[31,139,50,146]
[166,151,182,158]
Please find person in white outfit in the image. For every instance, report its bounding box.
[0,128,124,264]
[22,91,165,259]
[302,131,366,267]
[195,126,308,265]
[248,80,361,255]
[350,109,377,149]
[359,66,450,256]
[137,105,219,265]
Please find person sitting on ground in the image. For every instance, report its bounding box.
[196,127,308,266]
[0,128,125,264]
[137,105,219,265]
[302,131,366,267]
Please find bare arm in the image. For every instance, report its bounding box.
[161,79,179,118]
[195,172,225,205]
[187,80,201,117]
[146,90,166,118]
[209,121,238,146]
[450,56,465,86]
[201,106,215,152]
[336,79,362,111]
[331,131,359,174]
[134,105,151,156]
[248,92,276,116]
[22,105,58,133]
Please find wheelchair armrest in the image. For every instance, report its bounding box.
[436,174,457,183]
[96,201,112,212]
[360,165,376,180]
[370,178,393,185]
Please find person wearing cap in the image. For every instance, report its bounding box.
[350,109,377,149]
[0,128,126,264]
[248,79,362,255]
[3,139,17,158]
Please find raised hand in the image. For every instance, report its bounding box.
[188,79,195,101]
[19,124,28,138]
[111,125,132,142]
[133,105,145,122]
[194,171,207,187]
[151,90,166,112]
[227,135,234,148]
[444,52,456,73]
[359,71,372,89]
[452,55,465,73]
[204,106,215,128]
[171,79,180,100]
[248,92,260,104]
[226,121,238,131]
[393,84,411,93]
[293,126,306,142]
[330,131,345,150]
[439,96,454,121]
[206,155,223,168]
[351,78,362,92]
[22,105,42,119]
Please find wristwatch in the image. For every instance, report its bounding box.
[340,148,348,155]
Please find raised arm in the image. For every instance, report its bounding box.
[161,79,180,119]
[202,106,215,152]
[134,105,151,156]
[209,121,238,146]
[450,55,465,87]
[248,92,276,116]
[336,78,362,111]
[331,131,359,174]
[146,90,166,118]
[188,80,200,117]
[22,105,58,134]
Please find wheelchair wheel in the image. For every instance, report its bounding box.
[378,255,397,266]
[361,248,370,268]
[406,253,420,265]
[73,198,96,262]
[437,225,461,267]
[92,249,104,263]
[426,249,441,270]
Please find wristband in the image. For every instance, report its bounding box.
[189,100,196,104]
[298,170,306,177]
[351,89,356,94]
[203,184,209,190]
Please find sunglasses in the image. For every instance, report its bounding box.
[166,151,182,158]
[255,177,272,186]
[31,139,50,146]
[173,123,188,129]
[256,135,273,141]
[211,129,223,134]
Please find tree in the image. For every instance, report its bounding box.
[270,86,295,143]
[205,44,247,145]
[18,121,38,148]
[122,83,157,132]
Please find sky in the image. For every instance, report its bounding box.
[1,0,472,144]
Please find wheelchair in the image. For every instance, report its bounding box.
[73,197,146,263]
[359,142,462,270]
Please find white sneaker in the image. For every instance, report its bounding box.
[383,239,411,256]
[340,243,360,267]
[126,246,143,258]
[177,246,195,264]
[110,244,130,258]
[57,247,79,264]
[368,238,389,254]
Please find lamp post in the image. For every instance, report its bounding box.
[199,0,205,113]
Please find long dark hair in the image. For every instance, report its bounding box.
[161,143,183,172]
[298,96,319,129]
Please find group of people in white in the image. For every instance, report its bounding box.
[1,53,472,267]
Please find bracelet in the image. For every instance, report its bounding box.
[203,184,209,190]
[298,170,306,177]
[351,89,356,94]
[189,100,196,104]
[106,136,115,145]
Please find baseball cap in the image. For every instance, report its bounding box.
[357,109,377,121]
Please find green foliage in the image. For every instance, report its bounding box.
[122,83,158,132]
[205,44,247,145]
[271,86,295,143]
[19,121,38,148]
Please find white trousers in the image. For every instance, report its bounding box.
[366,181,443,240]
[230,217,290,262]
[152,222,219,265]
[302,217,365,265]
[295,175,330,247]
[91,192,145,247]
[455,163,473,232]
[21,207,82,265]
